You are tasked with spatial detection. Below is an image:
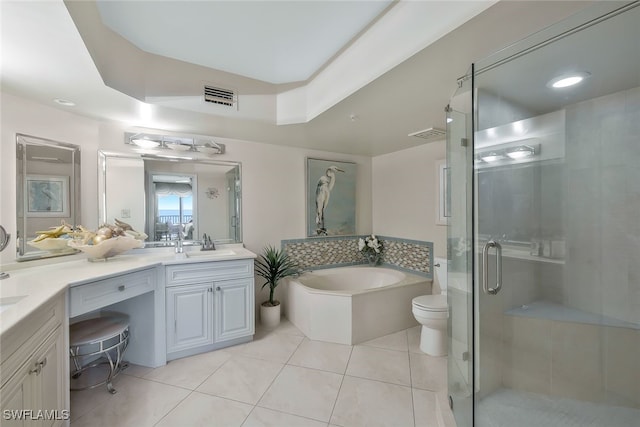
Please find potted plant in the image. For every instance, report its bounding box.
[255,245,299,328]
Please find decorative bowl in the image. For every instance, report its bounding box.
[28,237,74,252]
[124,230,148,241]
[68,236,144,261]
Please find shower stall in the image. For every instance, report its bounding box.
[446,2,640,426]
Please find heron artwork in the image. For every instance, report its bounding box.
[315,166,344,235]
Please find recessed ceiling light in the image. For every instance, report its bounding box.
[547,72,591,89]
[54,98,75,107]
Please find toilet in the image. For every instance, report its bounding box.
[412,257,448,356]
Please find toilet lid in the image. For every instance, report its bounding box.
[413,295,447,311]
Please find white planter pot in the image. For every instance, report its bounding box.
[260,302,281,328]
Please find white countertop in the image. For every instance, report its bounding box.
[0,244,256,337]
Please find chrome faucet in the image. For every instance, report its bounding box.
[201,234,216,251]
[175,235,183,254]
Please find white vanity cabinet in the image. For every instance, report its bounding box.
[0,294,67,427]
[165,259,254,360]
[166,282,215,353]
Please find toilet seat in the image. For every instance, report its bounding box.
[412,295,447,312]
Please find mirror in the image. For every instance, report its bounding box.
[98,151,242,246]
[16,134,81,261]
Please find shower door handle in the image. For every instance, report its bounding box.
[482,240,502,295]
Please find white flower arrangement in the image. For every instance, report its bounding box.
[358,234,383,256]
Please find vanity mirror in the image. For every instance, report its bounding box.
[98,151,242,246]
[16,134,81,261]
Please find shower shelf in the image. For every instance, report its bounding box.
[505,300,639,330]
[477,245,564,265]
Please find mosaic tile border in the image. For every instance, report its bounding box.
[281,235,433,278]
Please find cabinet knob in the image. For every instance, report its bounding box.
[216,286,221,291]
[118,285,125,291]
[208,287,213,292]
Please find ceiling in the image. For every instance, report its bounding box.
[0,1,598,156]
[96,0,394,84]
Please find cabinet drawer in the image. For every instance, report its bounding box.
[166,260,253,285]
[69,268,156,317]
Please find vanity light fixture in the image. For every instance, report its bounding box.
[130,135,161,148]
[506,145,536,159]
[547,71,591,89]
[125,132,225,155]
[480,151,505,163]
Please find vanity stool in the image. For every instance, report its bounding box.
[69,312,130,394]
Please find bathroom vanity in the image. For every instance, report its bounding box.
[0,246,256,425]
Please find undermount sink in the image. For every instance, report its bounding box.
[0,295,27,314]
[185,249,236,258]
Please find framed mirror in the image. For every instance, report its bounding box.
[98,151,242,246]
[16,134,81,261]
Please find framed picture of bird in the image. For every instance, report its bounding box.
[306,158,357,237]
[26,174,70,217]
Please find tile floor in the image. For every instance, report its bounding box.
[70,321,456,427]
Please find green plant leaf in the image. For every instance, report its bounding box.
[254,245,300,305]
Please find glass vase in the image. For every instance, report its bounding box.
[366,252,380,266]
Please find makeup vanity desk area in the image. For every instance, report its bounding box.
[0,245,256,425]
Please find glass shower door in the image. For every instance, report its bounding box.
[472,2,640,426]
[446,69,474,427]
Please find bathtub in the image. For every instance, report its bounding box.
[285,266,431,345]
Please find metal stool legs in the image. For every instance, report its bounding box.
[69,319,130,394]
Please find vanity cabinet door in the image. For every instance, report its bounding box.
[166,283,214,354]
[35,327,66,427]
[0,368,32,427]
[0,326,66,427]
[215,278,254,342]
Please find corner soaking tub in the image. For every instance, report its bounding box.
[285,266,431,345]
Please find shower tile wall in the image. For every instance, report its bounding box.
[565,86,640,327]
[281,236,432,277]
[498,86,640,409]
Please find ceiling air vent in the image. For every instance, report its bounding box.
[408,127,446,140]
[204,85,235,107]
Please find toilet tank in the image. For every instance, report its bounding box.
[434,257,448,295]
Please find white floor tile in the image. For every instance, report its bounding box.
[346,345,411,386]
[232,331,304,363]
[413,388,440,427]
[330,376,414,427]
[410,352,447,392]
[71,375,190,427]
[269,319,305,337]
[258,365,343,422]
[121,363,154,378]
[360,330,408,352]
[408,325,423,354]
[197,355,283,404]
[144,349,231,389]
[155,392,252,427]
[288,338,353,374]
[70,375,126,421]
[242,407,327,427]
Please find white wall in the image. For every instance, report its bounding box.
[1,93,373,306]
[372,140,447,257]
